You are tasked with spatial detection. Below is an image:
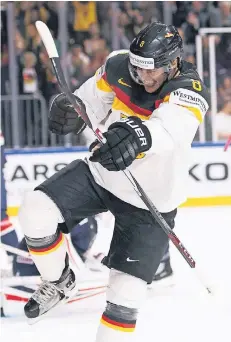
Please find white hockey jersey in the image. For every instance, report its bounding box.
[74,53,210,212]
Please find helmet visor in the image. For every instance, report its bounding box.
[129,52,170,90]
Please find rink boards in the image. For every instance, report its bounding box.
[4,143,231,216]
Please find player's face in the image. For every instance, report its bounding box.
[137,67,167,93]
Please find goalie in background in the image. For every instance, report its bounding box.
[0,129,19,275]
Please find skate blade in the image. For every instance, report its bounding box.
[27,285,78,325]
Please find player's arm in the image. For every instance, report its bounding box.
[90,84,209,171]
[48,61,115,135]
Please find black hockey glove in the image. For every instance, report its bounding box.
[48,93,86,135]
[89,117,152,171]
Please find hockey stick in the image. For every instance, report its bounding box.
[224,136,231,151]
[36,21,211,293]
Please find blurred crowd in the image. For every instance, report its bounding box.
[1,1,231,143]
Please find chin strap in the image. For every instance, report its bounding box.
[167,56,182,81]
[167,68,180,81]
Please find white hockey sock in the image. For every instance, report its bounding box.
[95,270,147,342]
[19,190,67,281]
[26,231,67,281]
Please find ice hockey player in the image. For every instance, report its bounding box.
[19,22,210,341]
[0,130,19,270]
[0,129,20,316]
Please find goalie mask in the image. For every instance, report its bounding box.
[128,22,183,92]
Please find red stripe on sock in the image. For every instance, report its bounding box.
[102,314,136,329]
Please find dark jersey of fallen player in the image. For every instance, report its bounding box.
[96,52,210,122]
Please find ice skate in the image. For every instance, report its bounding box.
[24,263,76,324]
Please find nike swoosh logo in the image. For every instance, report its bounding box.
[118,78,132,88]
[126,257,139,262]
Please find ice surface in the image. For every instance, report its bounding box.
[1,206,231,342]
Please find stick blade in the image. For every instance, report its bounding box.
[35,21,58,58]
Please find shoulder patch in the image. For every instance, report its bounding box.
[169,88,209,120]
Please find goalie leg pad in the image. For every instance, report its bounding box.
[19,190,64,239]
